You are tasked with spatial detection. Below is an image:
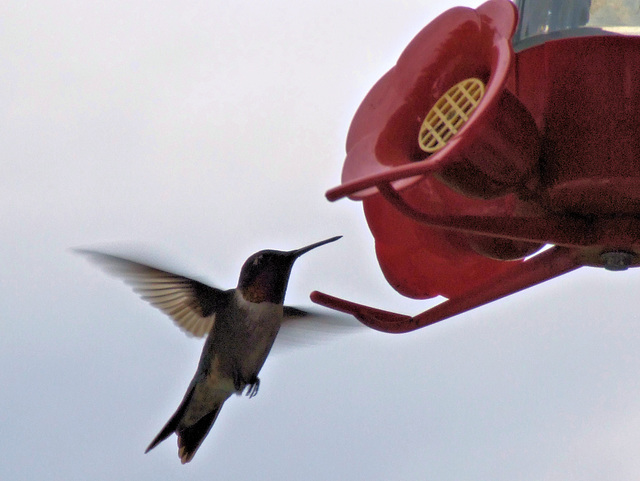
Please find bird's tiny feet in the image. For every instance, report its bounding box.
[245,377,260,398]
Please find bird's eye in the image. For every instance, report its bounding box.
[252,255,262,266]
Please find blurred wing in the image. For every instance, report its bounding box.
[76,249,231,338]
[274,306,364,352]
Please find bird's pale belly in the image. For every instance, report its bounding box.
[205,294,283,392]
[231,299,283,382]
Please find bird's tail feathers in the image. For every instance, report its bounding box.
[145,384,226,464]
[145,385,197,455]
[177,401,224,464]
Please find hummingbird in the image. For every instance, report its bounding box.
[76,235,341,463]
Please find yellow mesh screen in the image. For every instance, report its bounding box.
[418,78,485,154]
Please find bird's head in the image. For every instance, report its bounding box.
[237,236,341,304]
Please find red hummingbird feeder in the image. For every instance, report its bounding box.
[312,0,640,333]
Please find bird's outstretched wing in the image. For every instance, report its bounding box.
[75,249,231,338]
[275,306,363,350]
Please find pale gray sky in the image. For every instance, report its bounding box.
[3,1,640,480]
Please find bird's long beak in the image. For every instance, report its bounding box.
[291,235,342,259]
